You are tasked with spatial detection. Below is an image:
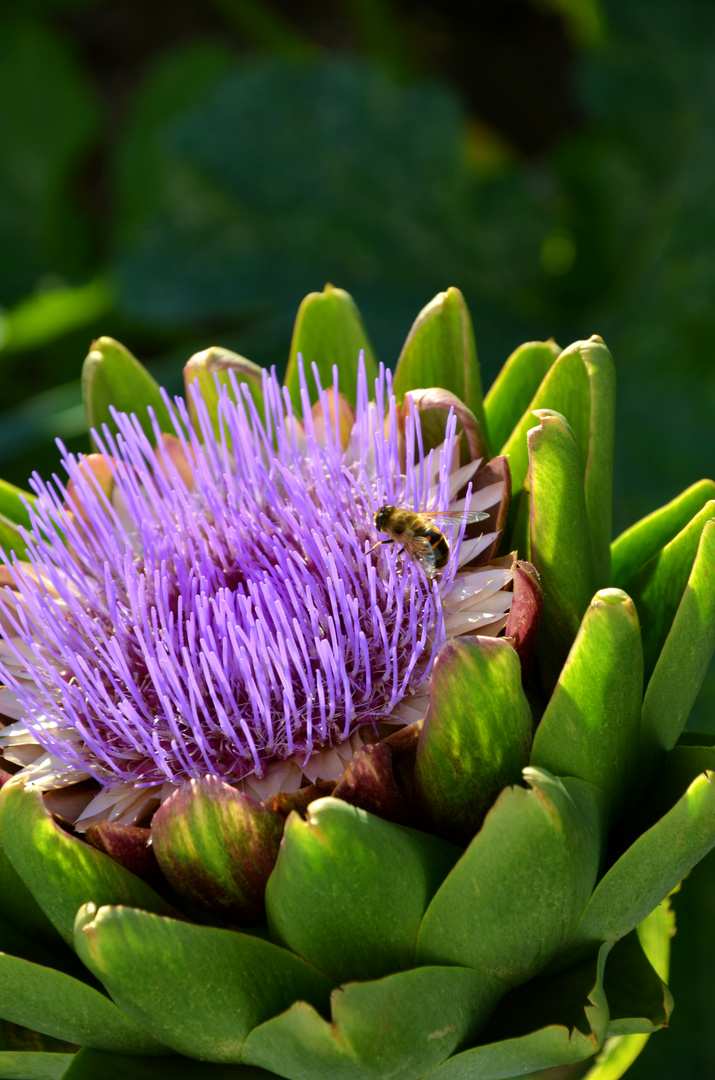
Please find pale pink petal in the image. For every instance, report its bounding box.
[389,695,430,725]
[444,568,514,608]
[312,389,356,451]
[427,459,483,507]
[241,760,304,801]
[0,688,31,721]
[444,606,513,635]
[450,481,504,513]
[456,532,501,566]
[75,783,169,830]
[16,750,90,789]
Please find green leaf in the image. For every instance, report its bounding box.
[530,588,643,817]
[639,518,715,759]
[392,287,489,451]
[0,915,95,986]
[483,338,561,455]
[183,346,265,436]
[0,277,113,356]
[611,479,715,588]
[677,731,715,745]
[115,40,233,241]
[414,637,533,843]
[0,480,33,531]
[151,776,284,922]
[603,931,672,1036]
[265,796,459,983]
[0,833,63,951]
[0,918,57,970]
[284,285,378,412]
[425,942,611,1079]
[0,18,99,305]
[501,336,615,586]
[579,337,616,585]
[636,740,715,829]
[0,1022,74,1055]
[622,500,715,682]
[115,60,474,329]
[0,380,84,468]
[0,952,164,1054]
[73,904,333,1064]
[210,0,316,58]
[509,483,530,562]
[61,1048,275,1080]
[243,965,503,1080]
[636,893,676,984]
[0,464,34,554]
[578,895,676,1079]
[566,770,715,959]
[0,782,177,949]
[0,518,26,559]
[581,1034,651,1080]
[416,769,603,985]
[528,409,599,688]
[82,337,173,447]
[0,1052,74,1080]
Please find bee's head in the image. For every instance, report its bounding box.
[374,505,394,532]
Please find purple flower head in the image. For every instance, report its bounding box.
[0,359,512,825]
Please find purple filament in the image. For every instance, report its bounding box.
[0,359,465,788]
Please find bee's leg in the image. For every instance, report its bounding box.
[367,539,394,554]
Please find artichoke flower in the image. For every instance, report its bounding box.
[0,285,713,1080]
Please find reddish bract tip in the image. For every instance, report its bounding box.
[333,742,407,823]
[86,821,160,884]
[505,560,544,682]
[65,454,114,521]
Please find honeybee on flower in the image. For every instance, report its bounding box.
[370,505,490,579]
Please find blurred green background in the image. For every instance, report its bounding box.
[0,0,713,1073]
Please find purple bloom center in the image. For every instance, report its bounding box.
[0,361,469,788]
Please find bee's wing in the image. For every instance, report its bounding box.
[401,533,438,577]
[427,509,490,526]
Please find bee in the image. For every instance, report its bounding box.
[370,505,490,579]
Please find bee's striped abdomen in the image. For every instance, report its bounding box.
[424,524,450,569]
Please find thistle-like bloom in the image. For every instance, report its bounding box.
[0,361,511,827]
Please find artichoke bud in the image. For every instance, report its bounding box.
[183,346,265,435]
[82,336,172,445]
[528,408,599,690]
[531,586,643,821]
[285,283,378,412]
[151,776,284,923]
[392,286,489,450]
[414,636,532,843]
[1,285,713,1077]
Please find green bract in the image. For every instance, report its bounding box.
[0,286,713,1080]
